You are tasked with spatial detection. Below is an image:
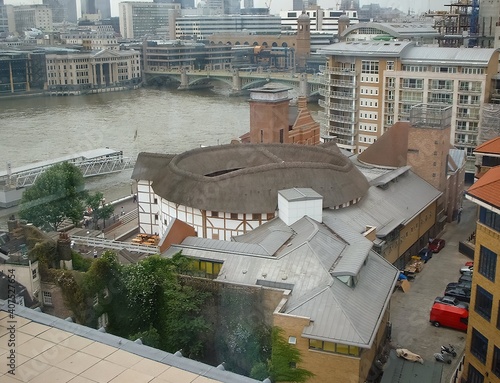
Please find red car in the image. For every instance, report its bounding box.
[428,238,446,253]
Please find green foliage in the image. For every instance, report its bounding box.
[80,252,210,358]
[269,327,314,383]
[250,361,269,381]
[72,251,93,272]
[55,270,87,324]
[85,192,114,229]
[19,162,86,230]
[213,288,271,376]
[130,326,161,348]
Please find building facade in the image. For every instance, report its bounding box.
[463,164,500,383]
[318,41,499,174]
[119,2,180,39]
[13,5,53,34]
[0,4,15,36]
[175,15,281,40]
[45,49,141,94]
[280,8,358,33]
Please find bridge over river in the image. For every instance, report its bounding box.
[143,69,324,98]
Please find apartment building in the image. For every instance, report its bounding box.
[0,4,15,35]
[119,2,180,39]
[318,41,499,175]
[463,163,500,383]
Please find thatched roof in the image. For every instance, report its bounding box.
[132,144,370,214]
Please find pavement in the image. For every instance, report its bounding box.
[389,198,477,383]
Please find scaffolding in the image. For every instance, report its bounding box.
[434,0,477,47]
[479,104,500,144]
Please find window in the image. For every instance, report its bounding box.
[493,346,500,378]
[309,340,360,356]
[32,268,37,280]
[42,291,52,306]
[479,206,500,233]
[470,328,488,363]
[478,245,497,281]
[361,60,379,74]
[386,61,394,70]
[210,211,219,218]
[252,213,260,220]
[468,364,484,383]
[230,213,238,220]
[475,286,493,320]
[288,336,297,345]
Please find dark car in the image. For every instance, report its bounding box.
[446,281,472,290]
[428,238,446,253]
[434,296,469,309]
[459,273,473,283]
[445,287,471,303]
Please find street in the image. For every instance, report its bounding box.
[390,198,477,382]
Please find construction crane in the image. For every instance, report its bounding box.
[265,0,272,12]
[469,0,479,47]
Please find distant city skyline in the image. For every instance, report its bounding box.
[3,0,450,18]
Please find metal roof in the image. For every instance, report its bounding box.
[401,46,497,66]
[342,22,440,38]
[381,350,443,383]
[448,148,466,173]
[163,215,398,349]
[319,41,414,57]
[324,170,442,237]
[278,188,323,202]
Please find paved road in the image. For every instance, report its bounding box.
[390,198,476,382]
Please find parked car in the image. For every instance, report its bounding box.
[434,296,469,309]
[428,238,446,253]
[459,273,473,283]
[446,281,472,290]
[465,261,474,267]
[461,265,474,274]
[445,287,471,303]
[430,302,469,331]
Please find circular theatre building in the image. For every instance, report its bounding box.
[132,143,369,241]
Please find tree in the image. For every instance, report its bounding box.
[268,327,314,383]
[85,192,114,229]
[19,162,86,230]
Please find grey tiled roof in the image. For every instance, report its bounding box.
[164,215,398,349]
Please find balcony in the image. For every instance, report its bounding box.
[459,86,481,93]
[319,65,357,76]
[329,114,357,124]
[322,78,355,87]
[456,113,479,120]
[319,88,357,100]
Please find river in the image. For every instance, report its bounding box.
[0,85,321,203]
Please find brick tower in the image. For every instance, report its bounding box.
[248,85,291,144]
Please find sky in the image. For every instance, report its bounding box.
[4,0,450,18]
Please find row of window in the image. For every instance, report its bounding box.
[470,329,500,380]
[358,124,377,132]
[359,112,378,120]
[360,87,378,95]
[309,339,360,356]
[359,99,378,108]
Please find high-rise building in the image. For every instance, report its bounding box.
[43,0,77,23]
[318,41,499,177]
[479,0,500,47]
[119,2,180,39]
[462,148,500,383]
[95,0,110,19]
[13,5,53,33]
[0,4,14,35]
